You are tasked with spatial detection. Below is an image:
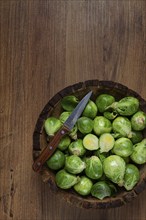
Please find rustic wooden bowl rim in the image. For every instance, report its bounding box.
[33,80,146,209]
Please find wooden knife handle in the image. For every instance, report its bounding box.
[32,125,69,172]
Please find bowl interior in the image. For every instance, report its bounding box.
[33,80,146,209]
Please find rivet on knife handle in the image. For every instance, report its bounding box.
[32,126,69,172]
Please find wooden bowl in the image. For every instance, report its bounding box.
[33,80,146,209]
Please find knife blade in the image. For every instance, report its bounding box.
[32,91,92,172]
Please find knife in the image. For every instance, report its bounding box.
[32,91,92,172]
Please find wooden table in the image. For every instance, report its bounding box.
[0,1,146,220]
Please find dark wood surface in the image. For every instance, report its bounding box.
[0,1,146,220]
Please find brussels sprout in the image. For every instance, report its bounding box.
[112,138,133,157]
[65,155,86,174]
[124,164,140,191]
[77,117,93,134]
[94,150,109,163]
[107,182,117,196]
[103,111,117,120]
[55,169,79,189]
[44,117,62,136]
[46,150,65,170]
[68,139,86,156]
[58,136,71,151]
[82,100,98,119]
[59,111,78,139]
[112,116,132,138]
[107,97,139,116]
[122,157,130,164]
[93,116,112,136]
[59,111,71,123]
[85,156,103,180]
[130,139,146,164]
[83,134,99,150]
[95,94,115,113]
[74,176,93,196]
[61,95,79,111]
[131,111,146,131]
[99,133,115,153]
[130,131,143,144]
[103,155,126,186]
[91,181,111,200]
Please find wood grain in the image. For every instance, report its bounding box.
[0,1,146,220]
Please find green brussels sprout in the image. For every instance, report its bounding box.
[130,131,143,144]
[61,95,79,111]
[85,156,103,180]
[122,157,130,164]
[112,116,132,138]
[74,176,93,196]
[131,111,146,131]
[103,155,126,186]
[58,136,71,151]
[46,150,65,170]
[124,164,140,191]
[55,169,79,189]
[95,94,115,113]
[77,117,93,134]
[59,111,71,123]
[99,133,115,153]
[93,116,112,136]
[59,111,78,139]
[94,149,109,163]
[82,100,98,119]
[107,182,117,196]
[65,155,86,174]
[103,111,118,120]
[91,181,111,200]
[83,134,99,150]
[44,117,62,136]
[68,139,86,156]
[112,137,133,157]
[107,97,139,116]
[130,139,146,164]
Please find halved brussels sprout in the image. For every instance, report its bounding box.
[130,131,143,144]
[85,156,103,180]
[55,169,79,189]
[83,134,99,150]
[74,176,93,196]
[65,155,86,174]
[131,111,146,131]
[103,111,117,120]
[124,164,140,191]
[99,133,115,153]
[112,137,133,157]
[44,117,62,136]
[91,181,111,200]
[112,116,132,138]
[46,150,65,170]
[77,117,93,134]
[61,95,79,111]
[93,116,112,136]
[82,100,98,119]
[103,155,126,186]
[130,139,146,164]
[107,97,139,116]
[68,139,86,156]
[58,136,71,151]
[95,94,115,113]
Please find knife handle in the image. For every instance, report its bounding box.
[32,125,69,172]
